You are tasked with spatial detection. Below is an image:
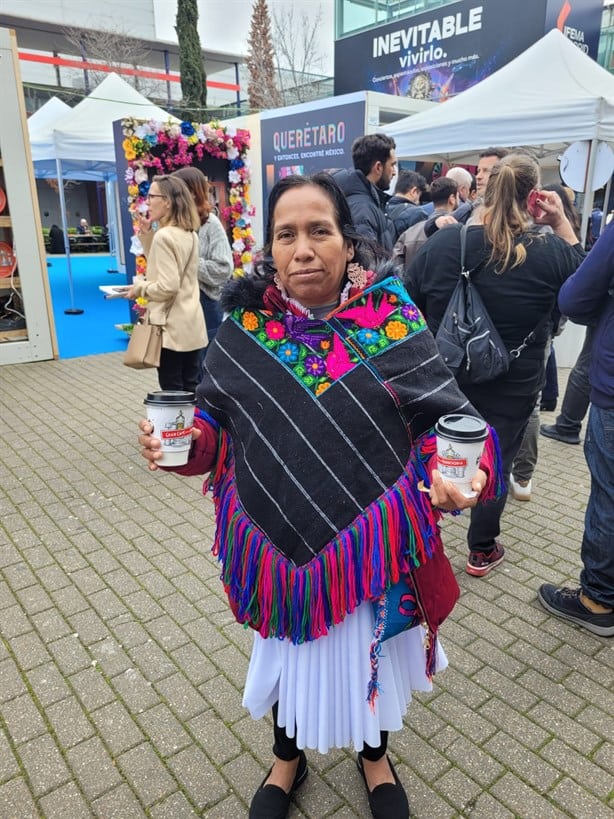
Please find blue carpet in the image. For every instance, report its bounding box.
[47,255,133,359]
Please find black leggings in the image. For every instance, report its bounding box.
[272,703,388,761]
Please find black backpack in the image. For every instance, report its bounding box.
[435,226,544,385]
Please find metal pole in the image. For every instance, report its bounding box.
[580,138,598,247]
[55,158,84,315]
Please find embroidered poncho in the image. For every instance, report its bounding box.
[192,276,503,654]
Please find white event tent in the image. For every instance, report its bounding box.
[384,29,614,365]
[28,74,176,312]
[384,29,614,225]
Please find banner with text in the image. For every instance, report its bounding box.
[335,0,601,102]
[260,99,366,218]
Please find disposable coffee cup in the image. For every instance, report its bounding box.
[435,414,488,497]
[144,390,196,467]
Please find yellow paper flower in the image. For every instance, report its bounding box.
[135,297,148,307]
[128,184,139,196]
[122,138,133,152]
[241,252,252,264]
[125,149,136,161]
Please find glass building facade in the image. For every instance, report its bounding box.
[336,0,458,38]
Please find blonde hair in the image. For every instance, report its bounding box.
[483,153,540,272]
[151,175,200,231]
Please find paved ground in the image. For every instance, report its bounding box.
[0,353,612,819]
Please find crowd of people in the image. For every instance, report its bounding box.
[131,137,613,819]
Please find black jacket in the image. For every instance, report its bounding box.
[386,195,427,241]
[333,169,395,254]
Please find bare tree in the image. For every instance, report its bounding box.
[246,0,281,111]
[63,25,155,96]
[272,5,327,104]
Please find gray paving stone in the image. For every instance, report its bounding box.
[167,745,229,810]
[18,733,71,796]
[0,729,20,783]
[45,696,96,748]
[0,658,27,702]
[26,662,72,707]
[128,638,177,683]
[491,771,568,818]
[90,699,144,756]
[65,736,123,800]
[111,666,160,712]
[155,672,208,721]
[187,710,241,764]
[91,783,147,818]
[8,630,52,670]
[0,776,40,818]
[1,693,46,745]
[89,636,133,677]
[137,703,192,757]
[116,743,177,807]
[149,791,200,817]
[38,780,93,818]
[550,776,614,819]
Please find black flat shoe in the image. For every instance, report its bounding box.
[249,751,308,819]
[356,753,410,819]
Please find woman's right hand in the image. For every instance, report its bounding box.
[138,418,201,470]
[136,213,153,234]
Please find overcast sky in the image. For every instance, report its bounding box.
[153,0,335,74]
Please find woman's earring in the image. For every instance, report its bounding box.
[273,273,282,290]
[347,262,368,289]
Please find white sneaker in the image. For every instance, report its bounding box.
[510,474,532,501]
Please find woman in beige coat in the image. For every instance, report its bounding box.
[125,174,207,393]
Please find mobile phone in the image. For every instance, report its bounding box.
[527,190,546,220]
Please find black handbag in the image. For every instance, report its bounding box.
[436,226,543,385]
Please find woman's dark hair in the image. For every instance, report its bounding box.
[543,183,581,240]
[260,172,371,276]
[172,166,213,225]
[483,152,540,271]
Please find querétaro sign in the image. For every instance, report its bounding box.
[334,0,602,102]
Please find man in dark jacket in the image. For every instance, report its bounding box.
[538,221,614,637]
[386,170,427,241]
[333,133,397,256]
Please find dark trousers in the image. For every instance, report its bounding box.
[271,703,388,761]
[580,405,614,608]
[157,347,202,394]
[468,406,532,551]
[197,291,223,372]
[542,345,559,403]
[554,326,593,436]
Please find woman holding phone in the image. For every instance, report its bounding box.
[123,174,206,392]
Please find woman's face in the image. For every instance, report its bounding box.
[271,186,353,308]
[147,182,171,224]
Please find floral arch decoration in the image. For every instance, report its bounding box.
[121,118,256,279]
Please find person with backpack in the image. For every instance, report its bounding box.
[405,153,583,577]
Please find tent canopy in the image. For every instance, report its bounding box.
[52,72,175,176]
[29,73,175,181]
[384,30,614,165]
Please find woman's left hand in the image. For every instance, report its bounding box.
[122,286,138,300]
[428,468,486,511]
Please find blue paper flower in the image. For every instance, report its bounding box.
[181,121,195,136]
[138,180,151,196]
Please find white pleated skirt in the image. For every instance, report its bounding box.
[242,601,447,754]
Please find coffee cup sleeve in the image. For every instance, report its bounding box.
[160,416,219,477]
